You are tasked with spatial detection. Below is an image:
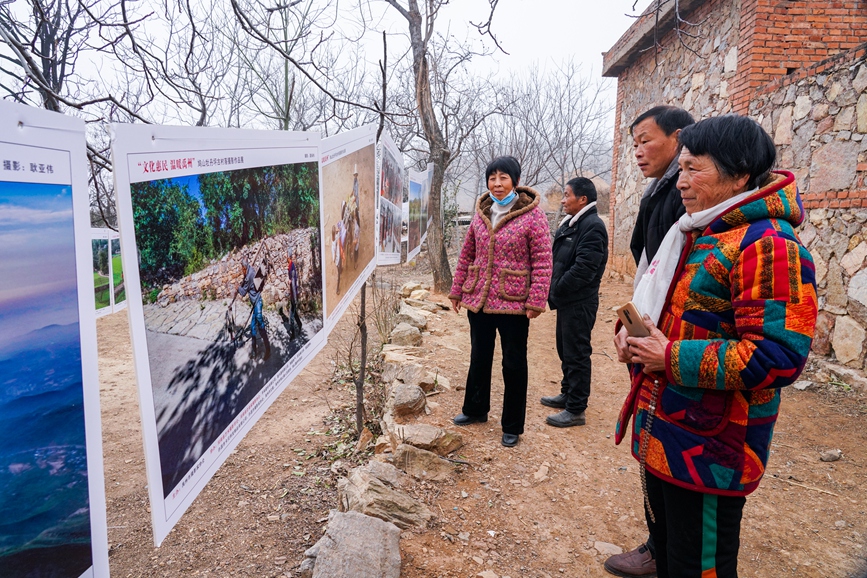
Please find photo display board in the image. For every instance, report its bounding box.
[91,228,127,316]
[406,169,425,261]
[376,132,404,266]
[321,124,377,329]
[0,101,109,577]
[111,123,326,545]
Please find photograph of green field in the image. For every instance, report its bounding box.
[92,238,110,310]
[111,238,125,305]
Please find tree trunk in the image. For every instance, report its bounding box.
[402,1,453,292]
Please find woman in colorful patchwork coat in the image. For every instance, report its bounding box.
[614,115,818,578]
[449,155,552,448]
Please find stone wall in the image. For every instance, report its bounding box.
[750,47,867,369]
[608,0,741,277]
[156,228,323,313]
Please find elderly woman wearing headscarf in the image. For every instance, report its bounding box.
[613,114,818,578]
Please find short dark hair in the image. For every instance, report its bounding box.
[565,177,597,202]
[678,114,776,190]
[485,156,521,186]
[630,105,695,136]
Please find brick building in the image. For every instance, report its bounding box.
[602,0,867,372]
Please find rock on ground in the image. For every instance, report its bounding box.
[392,443,455,482]
[395,301,428,329]
[392,383,427,420]
[390,322,422,346]
[387,422,463,456]
[298,510,401,578]
[338,466,434,529]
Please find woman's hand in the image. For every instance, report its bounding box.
[526,309,541,320]
[625,315,670,374]
[450,298,461,314]
[614,326,630,363]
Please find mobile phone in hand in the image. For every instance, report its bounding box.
[616,301,651,337]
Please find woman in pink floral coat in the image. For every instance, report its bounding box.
[448,156,552,447]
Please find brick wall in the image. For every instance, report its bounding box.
[731,0,867,112]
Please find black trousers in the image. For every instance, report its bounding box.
[462,310,530,435]
[645,472,746,578]
[555,297,598,414]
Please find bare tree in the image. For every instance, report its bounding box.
[380,0,508,292]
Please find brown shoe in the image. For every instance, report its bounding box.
[603,544,656,577]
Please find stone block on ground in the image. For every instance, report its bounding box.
[355,427,374,452]
[374,436,392,454]
[404,298,439,312]
[382,360,426,387]
[390,322,422,346]
[359,460,407,488]
[338,467,434,529]
[392,443,455,481]
[409,288,431,301]
[418,370,450,392]
[298,510,401,578]
[392,383,427,420]
[391,423,463,456]
[395,301,428,329]
[400,281,422,297]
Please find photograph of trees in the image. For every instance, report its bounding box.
[131,162,319,293]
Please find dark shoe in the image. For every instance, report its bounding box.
[453,413,487,425]
[501,433,519,447]
[540,392,567,408]
[603,544,657,578]
[545,409,586,428]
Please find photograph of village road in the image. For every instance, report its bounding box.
[130,162,324,497]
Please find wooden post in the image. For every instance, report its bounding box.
[355,282,368,434]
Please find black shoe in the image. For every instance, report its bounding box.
[540,393,567,408]
[501,433,519,447]
[453,413,487,425]
[545,410,586,428]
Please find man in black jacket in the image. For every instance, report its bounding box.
[604,105,695,578]
[542,177,608,428]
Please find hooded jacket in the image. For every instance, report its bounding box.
[449,187,552,314]
[615,171,818,496]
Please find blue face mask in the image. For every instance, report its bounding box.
[491,190,517,206]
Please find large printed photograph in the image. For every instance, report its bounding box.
[322,144,376,317]
[91,235,111,312]
[129,162,324,498]
[111,235,126,308]
[377,135,404,264]
[0,180,94,577]
[407,176,422,260]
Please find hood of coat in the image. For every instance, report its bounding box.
[477,186,541,230]
[707,171,804,235]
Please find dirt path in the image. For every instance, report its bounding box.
[97,270,867,577]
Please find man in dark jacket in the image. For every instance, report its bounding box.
[541,177,607,428]
[604,105,694,578]
[628,105,695,279]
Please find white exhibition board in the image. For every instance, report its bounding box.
[321,123,378,329]
[111,123,327,545]
[0,101,109,577]
[376,131,404,266]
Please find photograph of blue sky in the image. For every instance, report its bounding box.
[0,181,79,350]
